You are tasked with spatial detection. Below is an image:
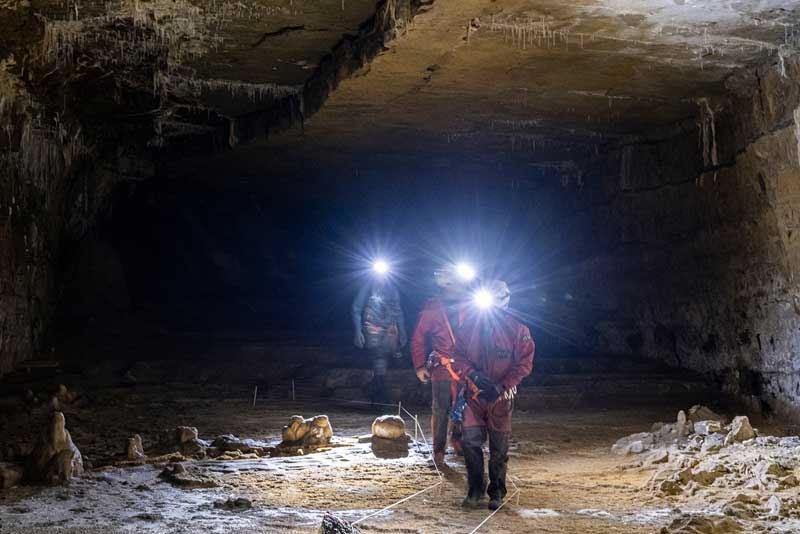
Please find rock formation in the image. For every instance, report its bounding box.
[280,415,333,447]
[25,411,83,484]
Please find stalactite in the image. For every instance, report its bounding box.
[793,106,800,169]
[697,98,718,168]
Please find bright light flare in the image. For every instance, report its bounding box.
[473,289,494,310]
[372,259,390,275]
[455,262,476,282]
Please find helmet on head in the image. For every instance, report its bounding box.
[485,280,511,310]
[434,262,477,289]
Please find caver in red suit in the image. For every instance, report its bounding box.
[410,295,466,463]
[453,280,534,510]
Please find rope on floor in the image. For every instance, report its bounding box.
[265,381,522,532]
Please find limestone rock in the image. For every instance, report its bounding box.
[611,432,654,455]
[688,405,726,424]
[214,496,252,510]
[25,412,83,484]
[694,420,723,436]
[211,434,263,453]
[176,426,198,444]
[0,462,24,489]
[724,416,755,446]
[700,433,725,454]
[766,495,781,518]
[55,384,77,404]
[659,515,742,533]
[371,415,406,440]
[319,512,361,534]
[159,463,218,489]
[281,415,333,447]
[125,434,145,461]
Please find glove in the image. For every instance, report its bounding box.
[354,331,365,348]
[415,367,430,384]
[470,371,501,403]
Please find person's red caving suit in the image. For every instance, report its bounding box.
[453,311,535,433]
[410,297,466,456]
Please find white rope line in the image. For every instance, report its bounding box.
[351,480,444,526]
[268,381,523,532]
[468,487,521,534]
[402,405,443,479]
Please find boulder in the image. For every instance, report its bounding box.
[281,415,333,447]
[371,415,407,440]
[125,434,145,461]
[724,416,755,446]
[25,412,84,484]
[0,462,24,489]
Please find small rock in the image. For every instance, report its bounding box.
[319,512,361,534]
[700,434,725,454]
[176,427,198,444]
[643,449,670,466]
[0,462,24,489]
[55,384,77,404]
[159,463,217,489]
[611,432,654,456]
[724,416,755,446]
[688,405,726,424]
[371,415,406,440]
[126,434,145,461]
[693,420,723,436]
[214,497,252,510]
[766,495,781,518]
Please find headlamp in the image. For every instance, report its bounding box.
[455,262,477,282]
[473,289,494,310]
[372,259,390,275]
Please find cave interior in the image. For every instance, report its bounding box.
[3,0,800,532]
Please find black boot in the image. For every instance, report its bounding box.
[462,426,487,508]
[487,429,510,510]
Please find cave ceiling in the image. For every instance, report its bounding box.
[6,0,800,177]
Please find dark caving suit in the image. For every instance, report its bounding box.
[352,280,407,406]
[410,297,465,460]
[454,311,534,506]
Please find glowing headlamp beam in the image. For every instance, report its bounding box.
[473,289,494,310]
[455,262,476,282]
[372,259,390,275]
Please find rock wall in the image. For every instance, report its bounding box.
[576,54,800,417]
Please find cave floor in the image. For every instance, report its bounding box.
[0,380,787,533]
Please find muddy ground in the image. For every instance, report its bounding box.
[0,379,787,533]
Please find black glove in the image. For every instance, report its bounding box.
[470,371,501,403]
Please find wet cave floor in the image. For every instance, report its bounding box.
[0,373,790,533]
